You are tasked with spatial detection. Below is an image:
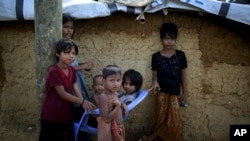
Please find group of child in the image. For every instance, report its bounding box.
[39,13,188,141]
[39,12,143,141]
[93,65,144,141]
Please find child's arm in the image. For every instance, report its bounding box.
[121,103,128,116]
[90,94,98,107]
[55,85,96,111]
[180,68,187,103]
[72,82,96,111]
[98,96,121,123]
[98,94,112,122]
[151,71,159,94]
[73,83,83,99]
[74,61,94,71]
[125,101,132,105]
[108,99,122,118]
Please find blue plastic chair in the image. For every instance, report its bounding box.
[73,89,149,141]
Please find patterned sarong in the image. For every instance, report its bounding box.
[111,120,125,141]
[150,91,181,141]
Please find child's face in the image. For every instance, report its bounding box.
[123,77,136,94]
[103,74,121,93]
[63,21,74,39]
[57,47,76,66]
[93,77,104,94]
[162,35,176,49]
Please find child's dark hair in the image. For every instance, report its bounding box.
[122,69,143,92]
[102,65,121,79]
[55,38,78,61]
[93,75,103,84]
[63,14,75,37]
[160,22,178,40]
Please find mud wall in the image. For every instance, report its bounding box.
[0,12,249,141]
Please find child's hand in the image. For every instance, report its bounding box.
[109,99,121,107]
[179,94,188,108]
[79,61,94,71]
[82,100,96,113]
[179,93,187,103]
[121,103,129,116]
[151,81,160,95]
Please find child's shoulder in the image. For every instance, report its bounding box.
[104,92,119,99]
[152,51,160,56]
[175,49,185,54]
[47,64,58,72]
[47,64,71,71]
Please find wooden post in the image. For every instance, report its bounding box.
[34,0,62,139]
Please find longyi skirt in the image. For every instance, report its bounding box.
[150,91,181,141]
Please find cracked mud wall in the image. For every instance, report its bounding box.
[0,42,5,110]
[0,12,249,141]
[0,21,37,140]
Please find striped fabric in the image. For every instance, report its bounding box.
[0,0,249,25]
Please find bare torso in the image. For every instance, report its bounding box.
[97,92,123,125]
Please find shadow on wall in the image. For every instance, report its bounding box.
[199,14,250,68]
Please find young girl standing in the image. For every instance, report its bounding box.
[143,23,188,141]
[63,14,94,100]
[63,14,94,121]
[39,39,96,141]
